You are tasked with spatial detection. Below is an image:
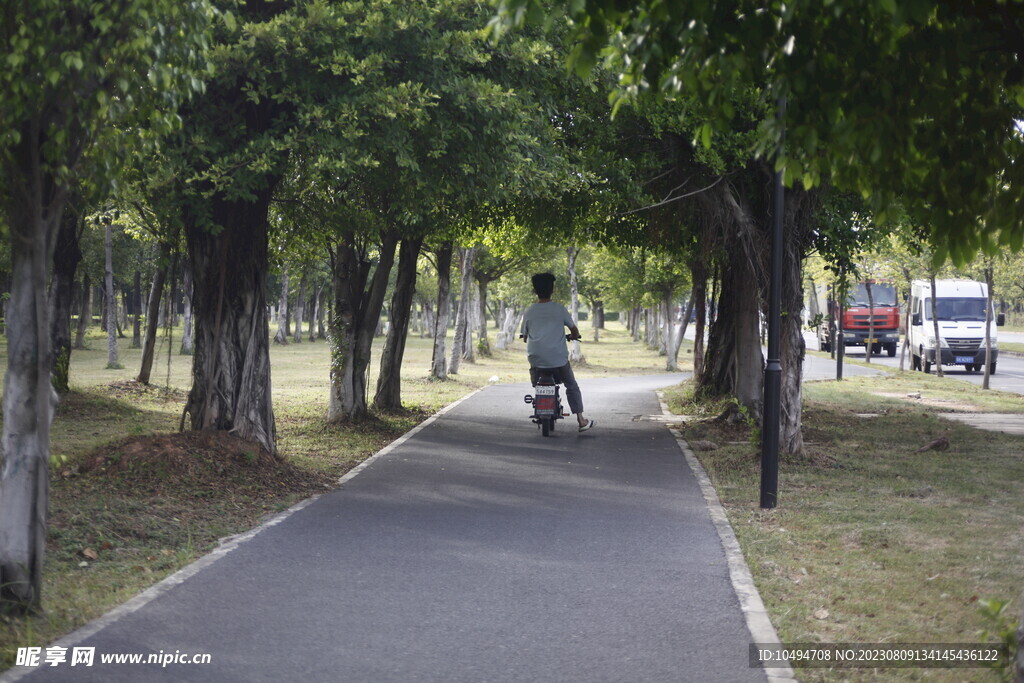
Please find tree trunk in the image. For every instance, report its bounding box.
[74,271,91,349]
[449,245,478,375]
[679,290,694,344]
[464,297,475,360]
[316,285,326,340]
[567,246,584,363]
[864,280,875,363]
[0,157,62,614]
[274,266,289,345]
[929,273,943,377]
[666,292,684,371]
[836,278,846,379]
[180,260,194,355]
[983,262,994,390]
[496,306,515,350]
[700,245,763,422]
[137,242,171,385]
[182,193,278,456]
[49,204,82,393]
[430,243,453,379]
[899,268,912,371]
[646,307,657,348]
[328,230,398,422]
[293,271,307,344]
[659,294,670,356]
[691,267,708,387]
[156,284,166,328]
[476,278,491,356]
[130,270,142,349]
[308,283,320,342]
[419,301,430,338]
[100,285,108,333]
[374,236,424,411]
[103,222,119,368]
[778,206,807,456]
[462,285,476,362]
[119,289,129,337]
[165,252,179,360]
[422,301,435,338]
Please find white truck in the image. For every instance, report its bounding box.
[907,279,1004,374]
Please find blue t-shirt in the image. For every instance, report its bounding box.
[521,301,575,368]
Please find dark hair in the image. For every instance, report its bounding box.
[532,272,555,298]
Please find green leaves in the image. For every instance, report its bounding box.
[493,0,1024,266]
[2,0,216,200]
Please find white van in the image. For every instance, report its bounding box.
[907,279,1004,374]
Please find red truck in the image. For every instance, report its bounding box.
[817,280,901,357]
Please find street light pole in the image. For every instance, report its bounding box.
[760,98,785,510]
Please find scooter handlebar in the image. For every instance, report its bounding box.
[518,334,582,341]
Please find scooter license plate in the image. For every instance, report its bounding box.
[955,356,973,364]
[535,386,556,395]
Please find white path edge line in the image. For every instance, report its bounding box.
[656,392,797,683]
[0,387,486,683]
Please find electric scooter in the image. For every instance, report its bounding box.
[521,334,576,437]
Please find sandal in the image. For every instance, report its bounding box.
[578,419,595,433]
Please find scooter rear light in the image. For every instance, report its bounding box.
[535,397,556,411]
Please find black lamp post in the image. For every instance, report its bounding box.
[760,98,785,510]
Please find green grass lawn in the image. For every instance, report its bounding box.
[1,320,681,667]
[663,374,1024,681]
[1000,341,1024,355]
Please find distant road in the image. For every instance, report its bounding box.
[802,331,1024,396]
[1000,330,1024,345]
[675,324,1023,394]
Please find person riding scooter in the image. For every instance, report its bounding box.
[520,272,595,433]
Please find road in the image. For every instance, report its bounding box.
[999,330,1024,345]
[9,374,767,683]
[681,324,1024,393]
[802,332,1024,396]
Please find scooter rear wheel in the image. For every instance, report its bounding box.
[541,419,551,437]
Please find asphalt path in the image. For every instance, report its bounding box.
[12,374,765,683]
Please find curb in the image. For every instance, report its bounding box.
[657,392,797,683]
[0,387,487,683]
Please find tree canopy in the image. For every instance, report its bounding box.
[490,0,1024,264]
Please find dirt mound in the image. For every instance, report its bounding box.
[78,431,334,497]
[106,379,189,401]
